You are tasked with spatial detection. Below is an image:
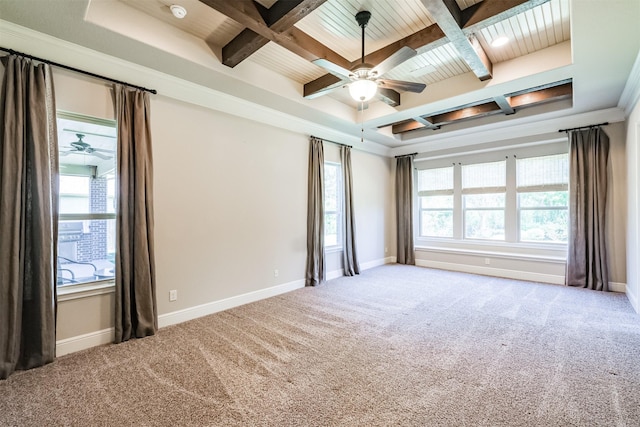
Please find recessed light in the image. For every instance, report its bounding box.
[491,36,509,47]
[170,4,187,19]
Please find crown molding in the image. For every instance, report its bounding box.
[618,49,640,116]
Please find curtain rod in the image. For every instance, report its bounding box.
[311,136,352,148]
[0,47,157,95]
[558,122,608,133]
[395,152,418,158]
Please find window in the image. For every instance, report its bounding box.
[415,142,568,247]
[517,154,568,242]
[462,161,506,240]
[324,162,342,247]
[418,166,454,237]
[57,112,117,286]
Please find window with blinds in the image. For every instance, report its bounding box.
[417,166,454,237]
[324,162,342,247]
[462,160,506,240]
[516,154,568,242]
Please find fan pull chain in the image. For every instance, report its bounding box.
[360,101,364,143]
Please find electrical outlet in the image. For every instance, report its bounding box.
[169,290,177,301]
[484,258,491,265]
[274,269,279,278]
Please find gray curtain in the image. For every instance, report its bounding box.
[0,55,58,379]
[305,137,325,286]
[341,145,360,276]
[113,84,157,342]
[566,127,610,291]
[396,155,415,265]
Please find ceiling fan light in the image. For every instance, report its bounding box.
[349,79,378,102]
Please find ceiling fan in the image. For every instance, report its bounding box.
[60,134,114,160]
[313,10,427,104]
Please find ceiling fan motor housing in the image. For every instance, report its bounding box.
[355,11,371,28]
[351,62,375,79]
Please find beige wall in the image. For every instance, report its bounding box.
[53,69,394,341]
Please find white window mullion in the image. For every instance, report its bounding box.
[505,155,517,243]
[453,162,463,239]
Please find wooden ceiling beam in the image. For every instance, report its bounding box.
[421,0,492,80]
[303,74,345,99]
[462,0,551,34]
[392,120,427,134]
[430,101,501,124]
[378,88,401,107]
[509,82,572,108]
[389,80,572,135]
[201,0,333,67]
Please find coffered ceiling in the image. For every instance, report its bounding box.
[0,0,638,154]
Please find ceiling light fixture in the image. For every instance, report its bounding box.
[349,79,378,102]
[170,4,187,19]
[491,35,509,47]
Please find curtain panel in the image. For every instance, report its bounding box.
[396,156,415,265]
[305,137,325,286]
[566,127,610,291]
[341,145,360,276]
[113,84,158,342]
[0,55,58,379]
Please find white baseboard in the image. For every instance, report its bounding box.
[415,259,565,284]
[158,279,305,328]
[415,260,631,295]
[609,282,627,293]
[56,328,114,357]
[327,256,396,281]
[361,256,396,270]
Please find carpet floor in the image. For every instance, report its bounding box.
[1,265,639,426]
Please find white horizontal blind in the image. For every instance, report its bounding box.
[418,166,453,196]
[461,160,506,194]
[517,153,568,191]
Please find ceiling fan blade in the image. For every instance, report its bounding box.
[90,151,113,160]
[371,47,418,77]
[91,148,116,154]
[312,59,353,80]
[378,79,426,94]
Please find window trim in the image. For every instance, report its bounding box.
[56,111,117,296]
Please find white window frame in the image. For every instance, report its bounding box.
[417,166,454,238]
[461,160,507,241]
[323,161,342,250]
[414,140,569,255]
[56,111,117,299]
[516,153,569,243]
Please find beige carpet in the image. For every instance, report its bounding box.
[1,265,640,426]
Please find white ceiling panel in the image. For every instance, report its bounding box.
[477,0,570,64]
[294,0,434,62]
[249,42,328,84]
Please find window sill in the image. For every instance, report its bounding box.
[324,245,343,254]
[57,280,115,302]
[415,238,566,263]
